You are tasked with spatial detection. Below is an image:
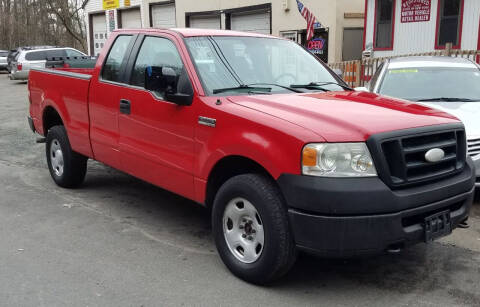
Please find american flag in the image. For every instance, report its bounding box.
[296,0,321,41]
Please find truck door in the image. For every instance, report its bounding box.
[89,34,136,169]
[117,34,196,200]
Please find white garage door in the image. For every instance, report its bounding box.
[189,15,221,29]
[151,3,176,28]
[120,8,141,29]
[230,10,270,34]
[92,14,107,56]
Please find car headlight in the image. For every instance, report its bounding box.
[302,143,377,177]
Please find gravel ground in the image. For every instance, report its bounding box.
[1,73,480,306]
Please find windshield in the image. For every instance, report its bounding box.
[379,66,480,101]
[185,36,343,95]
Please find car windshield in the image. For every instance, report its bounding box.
[185,36,343,95]
[379,66,480,102]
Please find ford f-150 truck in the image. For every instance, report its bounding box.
[28,29,475,284]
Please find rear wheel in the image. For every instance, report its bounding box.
[46,125,87,188]
[212,174,296,284]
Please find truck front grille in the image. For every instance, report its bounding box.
[368,124,466,188]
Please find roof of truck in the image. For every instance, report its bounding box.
[113,28,274,38]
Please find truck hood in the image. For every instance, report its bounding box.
[227,91,459,142]
[416,101,480,139]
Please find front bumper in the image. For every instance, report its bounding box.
[277,159,475,257]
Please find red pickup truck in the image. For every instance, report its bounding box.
[28,29,474,284]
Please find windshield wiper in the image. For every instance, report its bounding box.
[415,97,478,102]
[212,84,272,94]
[247,83,303,93]
[290,81,353,91]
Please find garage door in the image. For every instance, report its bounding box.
[189,15,221,29]
[120,8,141,29]
[151,3,176,28]
[230,10,270,34]
[92,14,107,56]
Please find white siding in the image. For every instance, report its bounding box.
[365,0,480,58]
[365,0,375,50]
[151,3,176,28]
[462,0,480,50]
[189,15,221,29]
[92,14,107,56]
[230,10,270,34]
[120,8,142,28]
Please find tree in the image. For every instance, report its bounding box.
[0,0,87,52]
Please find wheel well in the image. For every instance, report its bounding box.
[205,156,273,209]
[42,106,63,135]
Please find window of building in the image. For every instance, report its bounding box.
[435,0,464,49]
[280,31,298,43]
[374,0,395,50]
[101,35,132,82]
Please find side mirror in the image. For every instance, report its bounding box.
[145,66,193,106]
[354,86,369,92]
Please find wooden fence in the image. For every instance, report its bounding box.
[328,43,480,88]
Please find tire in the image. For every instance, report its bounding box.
[212,174,297,284]
[46,125,87,188]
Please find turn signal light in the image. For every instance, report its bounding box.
[302,147,317,167]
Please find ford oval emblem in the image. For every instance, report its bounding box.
[425,148,445,163]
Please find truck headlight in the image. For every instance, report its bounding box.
[302,143,377,177]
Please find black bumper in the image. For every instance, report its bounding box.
[277,159,475,257]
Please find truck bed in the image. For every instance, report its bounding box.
[28,68,94,158]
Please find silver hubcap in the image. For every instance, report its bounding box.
[223,197,264,263]
[50,139,64,177]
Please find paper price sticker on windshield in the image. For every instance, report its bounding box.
[401,0,431,23]
[389,69,418,74]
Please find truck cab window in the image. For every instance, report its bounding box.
[102,35,132,82]
[130,36,184,97]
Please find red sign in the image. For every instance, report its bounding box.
[401,0,431,23]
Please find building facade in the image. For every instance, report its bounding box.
[363,0,480,58]
[84,0,365,63]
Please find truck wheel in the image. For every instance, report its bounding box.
[212,174,297,284]
[46,125,87,188]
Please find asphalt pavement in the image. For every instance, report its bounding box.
[1,73,480,306]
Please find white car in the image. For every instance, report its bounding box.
[356,56,480,186]
[9,47,85,80]
[0,50,8,71]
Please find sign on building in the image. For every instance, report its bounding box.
[401,0,431,23]
[108,10,115,32]
[103,0,119,10]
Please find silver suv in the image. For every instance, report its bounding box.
[0,50,8,71]
[9,47,85,80]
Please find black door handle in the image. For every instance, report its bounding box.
[119,99,131,115]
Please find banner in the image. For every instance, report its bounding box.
[103,0,119,10]
[401,0,431,23]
